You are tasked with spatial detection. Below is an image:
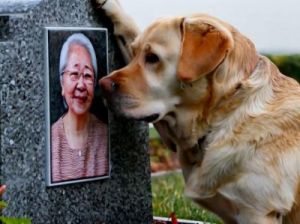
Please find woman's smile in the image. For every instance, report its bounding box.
[73,92,88,102]
[73,97,88,106]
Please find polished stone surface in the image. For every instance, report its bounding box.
[0,0,41,15]
[0,0,152,223]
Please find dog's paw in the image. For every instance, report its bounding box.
[94,0,123,18]
[94,0,121,9]
[94,0,108,8]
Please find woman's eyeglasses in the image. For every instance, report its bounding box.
[62,71,95,85]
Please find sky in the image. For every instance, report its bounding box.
[121,0,300,54]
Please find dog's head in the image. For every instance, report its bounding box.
[100,14,257,123]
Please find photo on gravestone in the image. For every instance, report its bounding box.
[45,27,110,186]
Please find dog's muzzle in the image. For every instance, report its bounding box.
[99,77,119,95]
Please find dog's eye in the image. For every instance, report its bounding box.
[145,53,160,64]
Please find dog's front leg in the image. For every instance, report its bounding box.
[94,0,140,62]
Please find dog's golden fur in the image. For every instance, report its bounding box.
[96,1,300,223]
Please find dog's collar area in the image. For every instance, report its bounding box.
[267,210,282,220]
[179,81,193,90]
[246,57,263,79]
[197,134,207,150]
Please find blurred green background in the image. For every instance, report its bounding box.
[268,54,300,81]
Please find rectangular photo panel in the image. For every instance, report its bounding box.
[45,27,110,186]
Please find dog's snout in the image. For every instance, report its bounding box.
[99,77,119,94]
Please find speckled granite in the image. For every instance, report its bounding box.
[0,0,41,15]
[0,0,152,223]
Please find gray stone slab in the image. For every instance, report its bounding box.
[0,0,41,15]
[0,0,152,223]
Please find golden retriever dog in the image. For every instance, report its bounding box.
[95,0,300,223]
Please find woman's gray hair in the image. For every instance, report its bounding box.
[59,33,98,84]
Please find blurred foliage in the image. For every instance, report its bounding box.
[0,201,7,210]
[152,172,222,223]
[0,200,31,224]
[150,138,173,163]
[149,138,180,173]
[150,125,160,139]
[0,217,31,224]
[267,54,300,81]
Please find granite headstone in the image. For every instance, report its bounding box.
[0,0,152,223]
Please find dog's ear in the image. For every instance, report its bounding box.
[177,17,234,83]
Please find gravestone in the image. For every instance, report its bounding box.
[0,0,152,223]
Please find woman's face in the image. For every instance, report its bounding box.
[61,44,95,116]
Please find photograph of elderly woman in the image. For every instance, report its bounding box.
[45,28,109,186]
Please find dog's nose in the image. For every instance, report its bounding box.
[99,77,119,94]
